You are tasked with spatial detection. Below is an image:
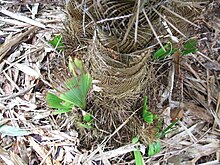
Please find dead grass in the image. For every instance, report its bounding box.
[0,0,219,165]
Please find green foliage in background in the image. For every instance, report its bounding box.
[153,39,197,60]
[142,39,195,158]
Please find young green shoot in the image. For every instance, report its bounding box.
[142,96,158,124]
[46,57,93,128]
[153,39,197,60]
[148,141,161,157]
[49,34,64,51]
[132,137,144,165]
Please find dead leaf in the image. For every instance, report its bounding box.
[203,61,220,71]
[9,151,27,165]
[0,27,36,62]
[0,8,45,28]
[0,146,27,165]
[186,139,220,159]
[14,63,40,78]
[0,125,31,136]
[170,107,184,122]
[3,81,12,95]
[28,137,53,165]
[183,102,213,122]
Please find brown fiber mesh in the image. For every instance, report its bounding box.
[65,0,209,145]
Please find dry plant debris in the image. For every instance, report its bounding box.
[0,0,219,165]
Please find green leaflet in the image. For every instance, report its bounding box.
[65,77,79,89]
[132,136,140,144]
[60,88,85,109]
[49,34,64,51]
[46,92,73,114]
[159,121,177,138]
[59,74,92,110]
[134,150,144,165]
[181,39,197,55]
[79,74,93,99]
[132,137,144,165]
[79,123,93,129]
[68,57,84,76]
[46,93,72,109]
[53,108,72,114]
[148,141,161,157]
[142,96,155,123]
[83,113,93,122]
[74,58,83,71]
[153,43,174,60]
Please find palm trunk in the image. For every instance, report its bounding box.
[65,0,209,146]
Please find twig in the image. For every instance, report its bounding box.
[161,5,200,28]
[143,9,165,51]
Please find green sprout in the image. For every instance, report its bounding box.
[159,121,178,138]
[49,34,64,51]
[153,39,197,60]
[148,141,161,157]
[132,137,144,165]
[79,112,94,129]
[181,39,197,55]
[142,96,157,124]
[153,42,175,60]
[46,57,93,128]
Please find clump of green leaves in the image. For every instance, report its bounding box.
[49,34,64,51]
[79,110,94,129]
[148,141,161,157]
[142,96,157,123]
[132,137,144,165]
[46,57,93,127]
[141,39,196,157]
[181,39,197,55]
[139,96,177,158]
[153,39,197,60]
[141,96,161,157]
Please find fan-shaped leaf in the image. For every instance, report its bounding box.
[65,77,79,89]
[46,93,67,109]
[79,73,93,99]
[60,88,85,109]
